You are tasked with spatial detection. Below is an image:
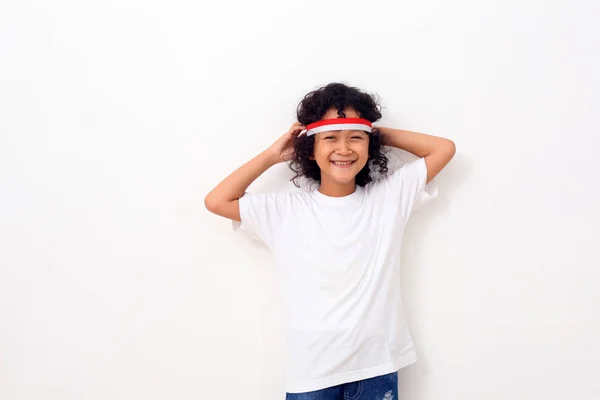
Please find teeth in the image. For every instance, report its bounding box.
[332,161,353,165]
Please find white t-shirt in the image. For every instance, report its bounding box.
[234,157,438,393]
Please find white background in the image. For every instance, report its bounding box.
[1,1,599,399]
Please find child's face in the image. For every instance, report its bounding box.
[311,107,370,186]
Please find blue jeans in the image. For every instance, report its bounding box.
[286,371,398,400]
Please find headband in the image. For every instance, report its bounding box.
[301,118,372,137]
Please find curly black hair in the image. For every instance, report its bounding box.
[289,82,389,187]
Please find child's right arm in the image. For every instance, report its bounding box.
[204,122,305,222]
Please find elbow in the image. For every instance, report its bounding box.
[204,194,219,214]
[441,139,456,158]
[447,140,456,156]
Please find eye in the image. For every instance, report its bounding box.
[351,136,364,139]
[324,136,335,140]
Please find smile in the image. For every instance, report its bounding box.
[330,160,356,168]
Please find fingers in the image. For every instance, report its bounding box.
[291,122,306,135]
[291,121,305,130]
[281,122,306,143]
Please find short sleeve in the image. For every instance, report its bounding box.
[385,157,439,222]
[231,191,287,249]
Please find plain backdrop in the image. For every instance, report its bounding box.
[1,1,599,399]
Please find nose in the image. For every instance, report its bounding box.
[336,140,352,155]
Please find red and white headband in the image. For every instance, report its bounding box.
[301,118,372,137]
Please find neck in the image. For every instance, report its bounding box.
[318,178,357,197]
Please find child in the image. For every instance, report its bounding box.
[205,82,456,399]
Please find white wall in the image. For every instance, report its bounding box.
[1,0,598,399]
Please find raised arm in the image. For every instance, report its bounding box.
[204,122,305,222]
[374,126,456,184]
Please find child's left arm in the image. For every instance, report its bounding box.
[374,126,456,184]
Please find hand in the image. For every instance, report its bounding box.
[266,121,306,164]
[373,125,388,145]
